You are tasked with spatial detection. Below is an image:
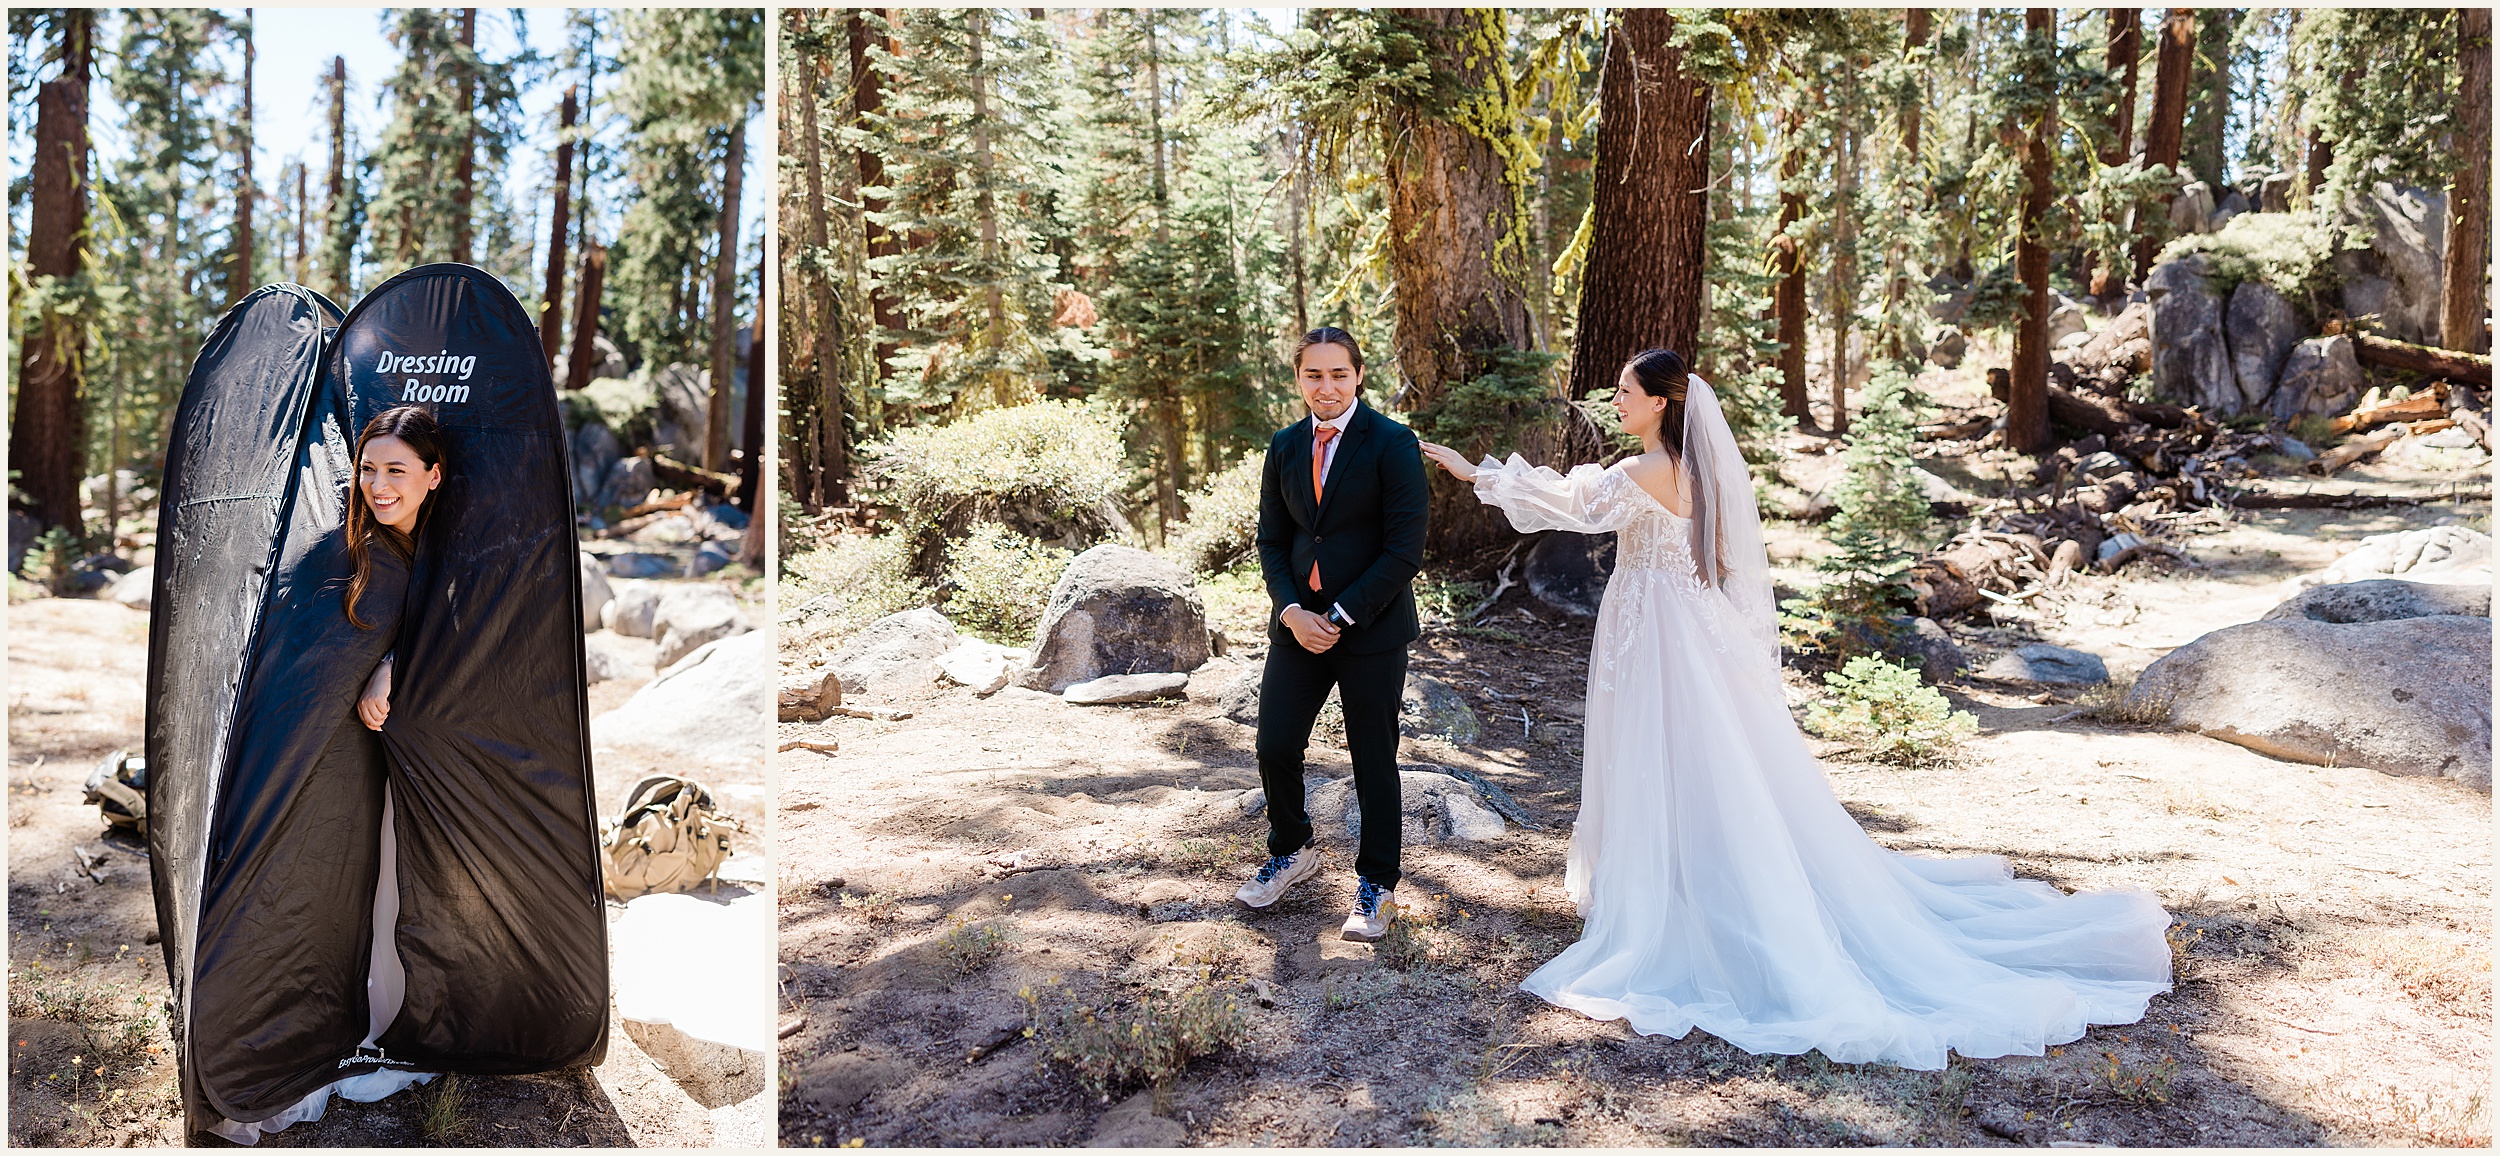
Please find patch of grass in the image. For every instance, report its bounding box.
[1319,971,1402,1012]
[1162,833,1256,877]
[1803,655,1977,764]
[1019,969,1247,1100]
[2349,929,2493,1013]
[2077,673,2174,726]
[2166,925,2205,984]
[1374,902,1460,972]
[2157,783,2232,820]
[837,890,901,922]
[2097,1048,2178,1103]
[938,917,1010,975]
[419,1074,467,1142]
[1410,1088,1564,1147]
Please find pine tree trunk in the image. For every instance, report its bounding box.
[10,13,93,536]
[2089,8,2141,297]
[737,258,766,513]
[452,8,477,264]
[1902,10,1930,158]
[2010,9,2059,454]
[851,11,899,395]
[2442,7,2491,354]
[2183,10,2231,191]
[2132,9,2193,282]
[705,119,746,471]
[819,14,856,504]
[1773,110,1812,421]
[968,10,1006,359]
[1830,118,1857,437]
[325,55,348,299]
[1568,8,1710,403]
[541,86,576,365]
[567,243,607,398]
[231,11,255,306]
[292,162,307,283]
[1144,11,1180,538]
[1287,126,1310,335]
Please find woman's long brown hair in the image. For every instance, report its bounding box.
[1624,348,1729,584]
[345,406,446,629]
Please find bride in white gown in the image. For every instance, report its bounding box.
[1418,348,2171,1071]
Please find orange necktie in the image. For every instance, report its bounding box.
[1309,425,1338,592]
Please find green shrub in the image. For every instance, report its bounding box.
[942,522,1071,644]
[939,916,1011,975]
[783,531,932,644]
[1168,454,1264,576]
[864,400,1133,579]
[1804,655,1978,763]
[23,526,83,596]
[1019,971,1247,1098]
[2157,212,2339,302]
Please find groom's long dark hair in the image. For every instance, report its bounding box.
[1625,348,1729,583]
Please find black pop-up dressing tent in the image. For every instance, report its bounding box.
[146,265,606,1135]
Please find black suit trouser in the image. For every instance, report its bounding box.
[1256,638,1406,890]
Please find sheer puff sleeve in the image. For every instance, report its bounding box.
[1469,454,1649,536]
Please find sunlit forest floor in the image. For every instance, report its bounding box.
[780,334,2490,1148]
[6,579,768,1147]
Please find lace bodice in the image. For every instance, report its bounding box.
[1469,456,1698,581]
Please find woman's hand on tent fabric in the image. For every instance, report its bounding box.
[358,657,393,731]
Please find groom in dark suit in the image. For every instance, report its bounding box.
[1234,326,1429,942]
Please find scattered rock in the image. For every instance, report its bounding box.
[2224,279,2302,412]
[2045,300,2090,348]
[2293,526,2492,590]
[2333,183,2447,345]
[1524,531,1616,618]
[1016,545,1210,693]
[579,552,614,632]
[591,630,771,774]
[585,634,640,684]
[689,540,734,577]
[2262,579,2490,624]
[2259,171,2294,213]
[1981,643,2109,685]
[606,580,663,637]
[2267,335,2365,423]
[2169,180,2216,235]
[2125,615,2491,789]
[1063,672,1190,705]
[105,565,154,610]
[1400,674,1481,743]
[655,585,752,670]
[572,421,622,509]
[830,608,962,696]
[1306,770,1507,845]
[1888,617,1968,684]
[1927,325,1968,370]
[601,455,658,511]
[2146,256,2238,415]
[935,639,1026,696]
[602,551,681,580]
[779,667,843,721]
[1216,668,1262,726]
[791,1050,906,1115]
[7,509,35,576]
[2210,187,2253,230]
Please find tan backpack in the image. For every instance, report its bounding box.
[601,775,743,900]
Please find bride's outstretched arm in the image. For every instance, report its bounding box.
[1421,442,1647,535]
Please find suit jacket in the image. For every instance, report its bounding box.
[1256,400,1429,655]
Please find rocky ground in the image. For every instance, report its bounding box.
[7,552,770,1148]
[777,340,2488,1148]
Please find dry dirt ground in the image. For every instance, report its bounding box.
[7,580,768,1148]
[778,403,2490,1146]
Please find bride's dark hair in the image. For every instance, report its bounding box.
[1624,348,1728,582]
[346,405,445,630]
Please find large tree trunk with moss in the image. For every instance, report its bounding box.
[2131,9,2193,282]
[1772,110,1812,422]
[1567,9,1709,404]
[11,17,93,536]
[2009,9,2058,454]
[1385,8,1586,564]
[2442,7,2490,354]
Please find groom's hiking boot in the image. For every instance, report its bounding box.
[1341,878,1396,942]
[1235,844,1320,909]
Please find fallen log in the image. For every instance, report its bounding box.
[649,451,739,497]
[2310,425,2406,475]
[2048,385,2132,437]
[2228,485,2492,510]
[2330,391,2447,434]
[2353,334,2492,384]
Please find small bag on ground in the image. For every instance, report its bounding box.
[83,749,148,837]
[601,774,743,900]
